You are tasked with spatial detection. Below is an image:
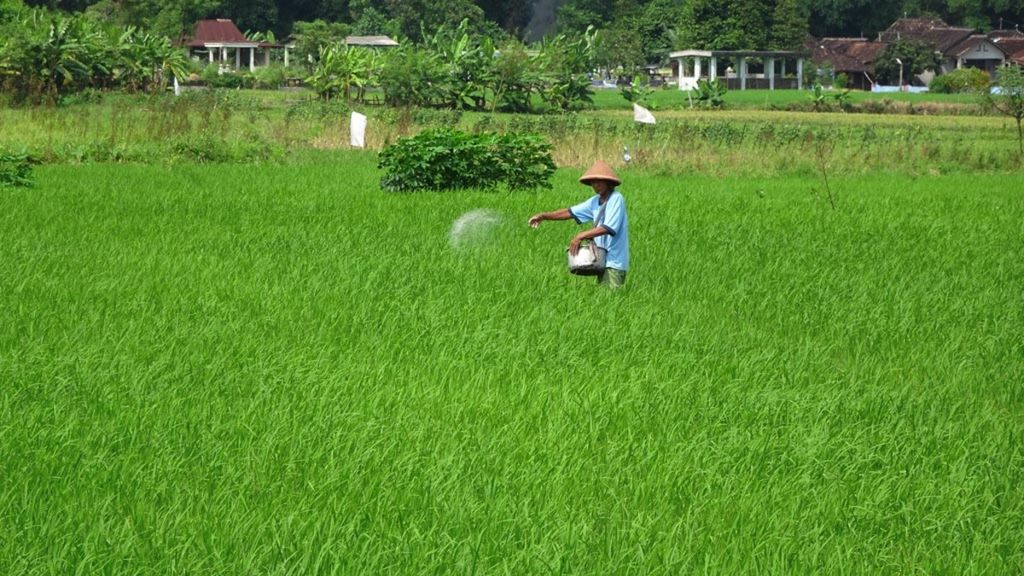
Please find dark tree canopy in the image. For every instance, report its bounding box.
[13,0,1024,48]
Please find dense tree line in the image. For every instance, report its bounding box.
[17,0,1024,46]
[5,0,1023,88]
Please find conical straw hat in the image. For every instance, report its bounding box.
[578,160,621,186]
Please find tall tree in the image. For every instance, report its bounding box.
[680,0,772,49]
[555,0,614,33]
[476,0,532,34]
[771,0,809,50]
[635,0,684,63]
[873,38,942,84]
[808,0,901,38]
[382,0,484,41]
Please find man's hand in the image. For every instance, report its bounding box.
[568,234,584,256]
[528,214,544,228]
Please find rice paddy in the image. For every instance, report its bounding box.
[2,151,1022,572]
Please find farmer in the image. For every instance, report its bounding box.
[528,160,630,288]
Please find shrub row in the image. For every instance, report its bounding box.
[378,128,556,192]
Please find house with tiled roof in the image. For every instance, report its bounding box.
[184,19,292,71]
[810,17,1018,90]
[809,38,886,90]
[877,18,1008,83]
[990,29,1024,66]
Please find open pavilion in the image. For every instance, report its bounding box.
[669,49,808,91]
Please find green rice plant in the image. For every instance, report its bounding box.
[0,161,1021,573]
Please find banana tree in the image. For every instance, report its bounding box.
[537,27,597,111]
[36,15,103,100]
[425,19,493,110]
[307,45,377,103]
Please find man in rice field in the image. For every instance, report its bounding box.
[528,160,630,288]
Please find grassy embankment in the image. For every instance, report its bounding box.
[1,91,1021,174]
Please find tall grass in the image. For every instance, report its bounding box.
[4,94,1022,175]
[590,86,988,111]
[1,157,1021,573]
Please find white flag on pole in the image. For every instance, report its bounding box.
[350,111,367,148]
[633,103,656,124]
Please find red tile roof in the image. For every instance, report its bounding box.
[880,22,973,54]
[186,19,251,47]
[810,38,886,73]
[988,29,1024,39]
[993,38,1024,64]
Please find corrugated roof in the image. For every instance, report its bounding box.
[187,19,252,47]
[345,35,399,47]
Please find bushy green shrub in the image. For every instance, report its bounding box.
[929,68,990,94]
[378,128,556,192]
[0,150,34,187]
[253,64,286,89]
[200,66,247,89]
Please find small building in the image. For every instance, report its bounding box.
[810,38,886,90]
[344,36,399,48]
[185,19,292,71]
[878,18,1008,82]
[669,49,808,91]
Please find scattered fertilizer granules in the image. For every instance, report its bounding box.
[449,209,502,248]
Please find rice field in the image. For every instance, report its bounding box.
[1,154,1022,573]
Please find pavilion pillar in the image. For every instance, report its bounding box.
[235,48,240,69]
[284,47,290,68]
[739,57,747,90]
[781,59,786,77]
[797,58,804,89]
[222,47,227,63]
[208,50,214,63]
[694,58,702,82]
[677,58,685,90]
[767,57,775,90]
[249,48,255,71]
[710,57,718,81]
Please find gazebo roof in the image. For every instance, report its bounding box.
[187,19,257,47]
[669,49,807,59]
